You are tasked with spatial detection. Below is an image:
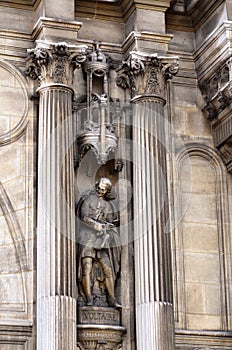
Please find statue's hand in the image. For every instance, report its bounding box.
[105,222,114,229]
[94,222,102,231]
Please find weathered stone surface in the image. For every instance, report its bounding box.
[0,0,232,349]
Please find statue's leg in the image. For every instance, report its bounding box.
[82,257,93,305]
[100,256,116,307]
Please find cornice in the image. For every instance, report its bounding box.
[122,31,173,56]
[133,0,172,12]
[169,0,224,33]
[190,0,224,32]
[194,20,232,83]
[32,17,83,41]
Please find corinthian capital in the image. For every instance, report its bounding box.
[25,40,87,86]
[116,51,179,99]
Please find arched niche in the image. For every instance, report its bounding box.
[172,143,231,331]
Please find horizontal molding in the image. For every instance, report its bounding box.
[77,31,174,58]
[176,329,232,337]
[194,21,232,83]
[121,30,173,55]
[190,0,224,31]
[169,0,224,33]
[0,0,41,11]
[175,329,232,348]
[32,17,83,41]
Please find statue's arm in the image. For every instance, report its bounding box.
[80,199,105,232]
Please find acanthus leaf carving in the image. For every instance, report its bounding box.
[25,40,87,86]
[116,51,179,98]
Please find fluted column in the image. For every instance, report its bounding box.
[117,51,178,350]
[26,41,87,350]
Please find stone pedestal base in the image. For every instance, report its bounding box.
[77,324,126,350]
[77,306,126,350]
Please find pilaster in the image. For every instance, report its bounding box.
[26,40,87,350]
[117,51,178,350]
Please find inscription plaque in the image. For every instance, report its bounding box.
[78,306,120,326]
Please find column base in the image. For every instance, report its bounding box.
[136,301,175,350]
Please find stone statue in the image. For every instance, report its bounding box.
[76,178,121,308]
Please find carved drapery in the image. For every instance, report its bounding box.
[200,58,232,173]
[117,51,178,350]
[26,40,87,350]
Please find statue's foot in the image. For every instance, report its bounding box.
[86,296,93,306]
[108,297,122,309]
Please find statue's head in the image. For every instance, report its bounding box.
[95,178,112,198]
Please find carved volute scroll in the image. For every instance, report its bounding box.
[116,51,179,99]
[25,40,87,86]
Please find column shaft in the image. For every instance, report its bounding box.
[37,85,76,350]
[133,97,174,350]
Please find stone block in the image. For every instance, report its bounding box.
[133,9,165,34]
[184,252,220,283]
[0,243,22,274]
[180,161,216,194]
[0,345,25,350]
[172,106,186,134]
[0,116,10,136]
[185,282,205,314]
[0,87,26,118]
[77,18,124,44]
[205,283,221,315]
[45,0,75,21]
[0,146,21,183]
[183,223,218,254]
[4,177,27,212]
[173,85,198,105]
[0,272,25,311]
[0,67,15,88]
[186,313,221,330]
[186,107,211,137]
[0,216,12,246]
[181,193,217,224]
[0,7,34,32]
[168,30,196,53]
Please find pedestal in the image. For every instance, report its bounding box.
[77,307,126,350]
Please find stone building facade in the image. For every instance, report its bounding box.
[0,0,231,349]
